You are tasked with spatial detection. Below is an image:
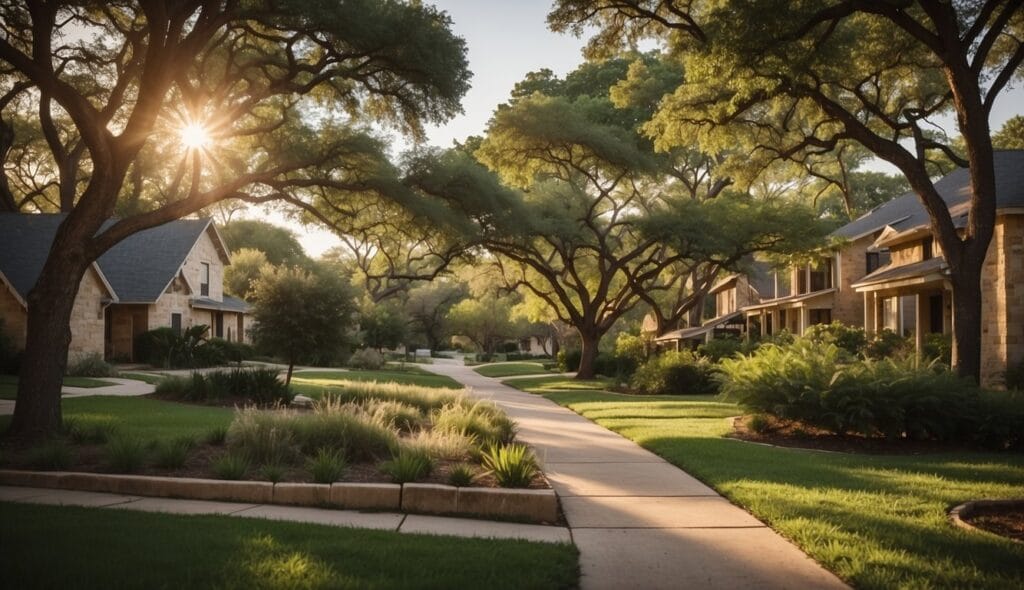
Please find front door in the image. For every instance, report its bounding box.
[215,312,224,338]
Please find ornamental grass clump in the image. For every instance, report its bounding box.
[326,380,462,413]
[379,448,433,483]
[433,401,515,446]
[401,429,479,462]
[482,444,538,488]
[105,435,149,473]
[226,409,301,466]
[447,463,477,487]
[26,440,76,470]
[367,399,425,433]
[307,448,348,483]
[212,452,250,480]
[153,436,194,469]
[300,397,399,461]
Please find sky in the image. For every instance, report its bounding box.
[251,1,1024,257]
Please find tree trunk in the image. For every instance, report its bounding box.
[948,261,984,383]
[575,331,600,379]
[8,256,90,439]
[285,359,295,388]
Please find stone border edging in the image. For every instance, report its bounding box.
[948,499,1024,543]
[0,470,559,524]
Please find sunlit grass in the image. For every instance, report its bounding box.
[512,383,1024,589]
[502,375,614,392]
[0,503,579,589]
[474,362,554,378]
[291,368,461,392]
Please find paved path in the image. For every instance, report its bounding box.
[0,485,570,544]
[426,360,847,590]
[0,377,155,416]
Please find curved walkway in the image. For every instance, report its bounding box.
[426,360,847,590]
[0,377,155,416]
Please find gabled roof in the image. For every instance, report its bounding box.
[0,213,229,305]
[98,218,227,303]
[832,150,1024,241]
[851,257,948,289]
[0,214,116,304]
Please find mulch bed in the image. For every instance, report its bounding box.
[963,507,1024,542]
[728,415,984,455]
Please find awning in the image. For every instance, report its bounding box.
[852,257,948,291]
[654,311,744,343]
[741,288,836,313]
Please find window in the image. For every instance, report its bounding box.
[882,297,899,332]
[809,309,832,326]
[866,252,881,274]
[200,263,210,297]
[171,313,182,336]
[922,237,933,261]
[809,259,833,292]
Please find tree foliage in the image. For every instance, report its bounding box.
[250,266,357,384]
[220,220,310,268]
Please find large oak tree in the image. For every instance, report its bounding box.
[0,0,470,437]
[550,0,1024,381]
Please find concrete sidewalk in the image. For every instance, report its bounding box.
[424,361,848,590]
[0,485,571,544]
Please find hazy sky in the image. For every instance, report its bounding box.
[262,1,1024,257]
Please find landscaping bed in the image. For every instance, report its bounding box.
[964,507,1024,542]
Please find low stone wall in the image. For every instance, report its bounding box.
[0,470,559,524]
[948,498,1024,543]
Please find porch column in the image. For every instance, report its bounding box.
[863,293,875,336]
[799,307,809,335]
[915,292,927,358]
[760,310,768,338]
[872,293,880,333]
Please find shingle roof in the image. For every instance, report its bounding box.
[0,213,219,304]
[851,256,948,289]
[98,218,212,302]
[192,295,250,313]
[832,150,1024,240]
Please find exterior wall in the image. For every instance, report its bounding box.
[981,214,1024,386]
[0,282,27,349]
[150,276,195,330]
[180,228,225,302]
[833,235,875,327]
[67,268,107,361]
[106,304,148,361]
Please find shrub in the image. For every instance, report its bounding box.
[697,337,757,363]
[157,368,292,406]
[975,389,1024,450]
[67,353,116,377]
[380,448,433,483]
[105,435,149,473]
[556,349,580,373]
[433,401,515,446]
[630,351,719,395]
[447,463,477,487]
[155,376,191,398]
[347,348,385,370]
[307,448,348,483]
[135,325,216,368]
[865,329,912,360]
[922,333,953,365]
[747,414,773,435]
[0,319,21,374]
[212,452,250,480]
[802,322,868,357]
[1003,358,1024,391]
[26,440,76,469]
[718,338,988,442]
[153,437,193,469]
[482,444,538,488]
[614,333,648,365]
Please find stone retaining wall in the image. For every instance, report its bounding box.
[0,470,559,524]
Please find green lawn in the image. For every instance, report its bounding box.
[474,362,555,378]
[0,502,578,589]
[503,376,614,392]
[0,396,233,443]
[0,375,118,399]
[506,376,1024,589]
[117,372,167,386]
[290,368,462,395]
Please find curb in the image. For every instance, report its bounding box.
[948,499,1024,543]
[0,470,559,524]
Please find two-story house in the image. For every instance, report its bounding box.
[851,150,1024,385]
[0,214,250,363]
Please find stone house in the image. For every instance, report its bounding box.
[850,150,1024,385]
[0,214,250,363]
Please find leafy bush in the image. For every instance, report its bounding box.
[802,322,868,357]
[696,336,758,362]
[67,353,116,377]
[153,437,193,469]
[212,452,250,480]
[447,463,477,487]
[201,338,254,365]
[307,448,348,483]
[135,325,219,368]
[1003,358,1024,391]
[348,348,385,370]
[482,444,538,488]
[718,337,1024,446]
[630,351,719,395]
[559,349,636,379]
[865,329,912,360]
[26,440,76,469]
[105,435,149,473]
[922,333,952,365]
[614,333,649,365]
[380,448,433,483]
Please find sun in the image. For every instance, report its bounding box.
[179,122,211,149]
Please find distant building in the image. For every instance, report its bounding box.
[0,214,250,363]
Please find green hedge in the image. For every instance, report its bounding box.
[630,351,719,395]
[156,367,291,406]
